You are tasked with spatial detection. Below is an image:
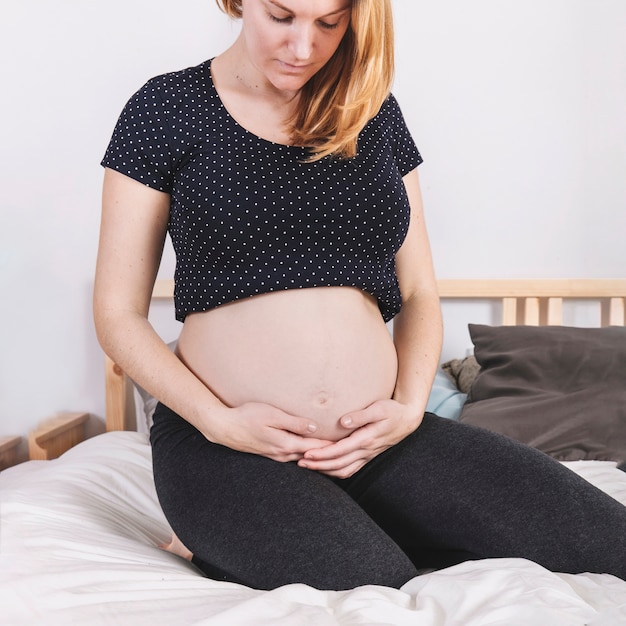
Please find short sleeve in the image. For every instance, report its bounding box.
[387,94,423,176]
[101,78,173,192]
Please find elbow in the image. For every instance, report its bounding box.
[92,293,132,356]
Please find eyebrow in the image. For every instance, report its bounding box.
[268,1,351,18]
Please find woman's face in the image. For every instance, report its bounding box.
[240,0,352,93]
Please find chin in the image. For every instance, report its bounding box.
[267,63,318,92]
[271,77,311,93]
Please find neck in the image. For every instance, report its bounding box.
[219,38,300,105]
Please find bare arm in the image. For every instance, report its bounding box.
[299,168,442,477]
[94,169,327,460]
[391,167,443,414]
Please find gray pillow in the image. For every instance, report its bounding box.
[459,324,626,463]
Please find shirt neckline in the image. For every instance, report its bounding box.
[205,58,307,153]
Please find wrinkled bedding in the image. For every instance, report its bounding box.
[1,432,625,626]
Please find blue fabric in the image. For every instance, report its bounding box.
[425,368,466,420]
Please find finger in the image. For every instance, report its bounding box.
[339,409,368,430]
[274,413,321,437]
[266,438,320,463]
[266,430,333,459]
[302,427,379,461]
[298,448,368,472]
[269,451,305,463]
[319,460,368,479]
[339,401,389,430]
[303,455,369,479]
[287,436,335,454]
[301,438,355,461]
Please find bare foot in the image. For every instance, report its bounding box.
[159,532,193,561]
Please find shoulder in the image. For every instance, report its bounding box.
[130,59,214,105]
[361,92,410,139]
[375,93,407,125]
[360,93,422,172]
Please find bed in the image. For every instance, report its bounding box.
[1,279,626,626]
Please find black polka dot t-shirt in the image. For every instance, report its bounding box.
[101,59,423,322]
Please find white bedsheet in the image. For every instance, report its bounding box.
[1,432,625,626]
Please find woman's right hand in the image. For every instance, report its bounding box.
[206,402,333,463]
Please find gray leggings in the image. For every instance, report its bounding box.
[150,404,626,590]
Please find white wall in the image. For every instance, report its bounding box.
[1,1,625,443]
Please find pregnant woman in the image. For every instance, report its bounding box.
[94,0,626,590]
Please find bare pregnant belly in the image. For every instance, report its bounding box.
[176,287,399,441]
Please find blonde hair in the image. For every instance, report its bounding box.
[215,0,395,161]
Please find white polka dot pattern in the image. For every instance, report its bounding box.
[101,59,422,322]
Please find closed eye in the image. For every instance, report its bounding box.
[318,20,340,30]
[268,13,292,24]
[268,13,342,31]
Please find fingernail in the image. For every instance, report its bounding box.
[307,423,317,433]
[342,416,353,427]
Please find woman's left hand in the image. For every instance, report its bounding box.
[297,400,423,479]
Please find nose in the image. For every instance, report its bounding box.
[288,23,315,61]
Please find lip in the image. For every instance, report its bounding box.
[278,61,311,72]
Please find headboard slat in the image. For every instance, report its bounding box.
[105,354,136,432]
[502,298,517,325]
[523,298,540,326]
[546,298,563,325]
[607,297,625,326]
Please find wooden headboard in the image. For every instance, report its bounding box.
[102,278,626,433]
[437,279,626,326]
